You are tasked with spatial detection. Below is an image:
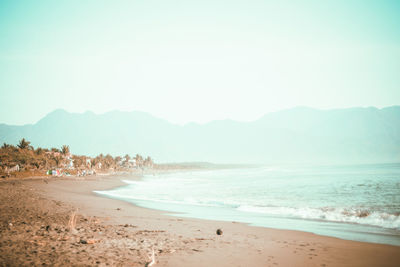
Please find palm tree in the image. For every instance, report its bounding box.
[53,156,61,167]
[17,138,31,149]
[61,145,70,155]
[35,147,43,155]
[135,154,143,167]
[1,143,10,149]
[90,158,97,168]
[104,154,114,168]
[144,156,153,166]
[135,154,143,161]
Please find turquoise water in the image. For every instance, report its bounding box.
[96,163,400,246]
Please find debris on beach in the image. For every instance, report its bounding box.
[216,229,223,235]
[68,210,78,234]
[0,181,207,266]
[145,247,156,266]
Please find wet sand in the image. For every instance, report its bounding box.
[1,174,400,266]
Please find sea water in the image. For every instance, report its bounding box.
[95,163,400,246]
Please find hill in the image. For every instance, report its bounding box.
[1,106,399,164]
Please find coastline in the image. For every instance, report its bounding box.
[1,174,400,266]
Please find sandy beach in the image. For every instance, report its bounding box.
[1,174,399,267]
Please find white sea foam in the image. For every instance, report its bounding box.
[121,179,142,185]
[236,205,400,230]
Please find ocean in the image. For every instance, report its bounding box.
[95,163,400,246]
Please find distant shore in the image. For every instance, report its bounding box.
[1,173,399,266]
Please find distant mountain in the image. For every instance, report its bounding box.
[1,106,399,164]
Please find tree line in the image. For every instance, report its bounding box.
[0,138,154,177]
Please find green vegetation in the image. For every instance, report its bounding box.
[0,138,154,178]
[17,138,32,150]
[61,145,70,155]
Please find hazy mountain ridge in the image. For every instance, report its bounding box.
[1,106,399,164]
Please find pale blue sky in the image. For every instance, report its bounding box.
[0,0,399,125]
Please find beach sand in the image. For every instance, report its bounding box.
[1,174,399,266]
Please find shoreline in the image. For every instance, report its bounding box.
[95,174,400,247]
[1,174,400,266]
[95,169,400,247]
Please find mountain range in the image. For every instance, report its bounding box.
[1,106,399,164]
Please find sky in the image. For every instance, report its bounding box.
[0,0,399,125]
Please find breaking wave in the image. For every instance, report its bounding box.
[236,205,400,230]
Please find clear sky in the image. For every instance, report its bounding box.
[0,0,399,125]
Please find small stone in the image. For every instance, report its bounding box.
[216,229,223,235]
[80,239,87,244]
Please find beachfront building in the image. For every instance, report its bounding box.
[128,159,137,168]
